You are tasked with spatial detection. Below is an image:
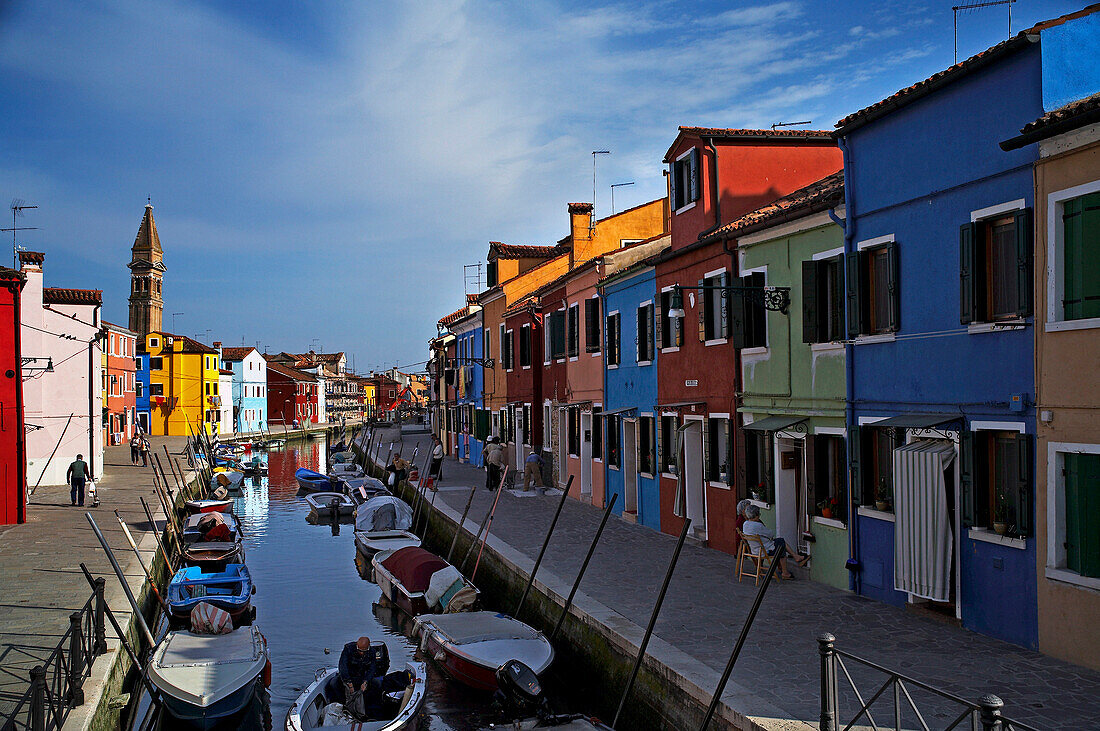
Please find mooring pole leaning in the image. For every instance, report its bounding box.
[140,496,175,570]
[84,513,156,648]
[447,484,479,564]
[550,492,618,642]
[470,466,510,582]
[612,517,692,729]
[515,475,574,616]
[461,472,508,573]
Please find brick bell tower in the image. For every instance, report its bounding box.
[128,202,166,338]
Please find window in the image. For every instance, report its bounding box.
[1064,453,1100,578]
[606,313,621,366]
[636,303,654,363]
[549,310,566,360]
[592,407,602,459]
[1061,193,1100,321]
[150,383,164,396]
[522,404,532,446]
[503,329,515,370]
[670,148,699,211]
[855,426,903,510]
[638,416,655,475]
[484,328,491,360]
[519,325,531,367]
[744,430,772,502]
[498,324,506,368]
[809,435,847,523]
[700,272,729,341]
[660,415,676,473]
[802,257,845,343]
[960,209,1032,323]
[567,407,580,457]
[487,259,498,288]
[659,290,683,349]
[567,304,579,358]
[149,337,159,348]
[606,415,620,467]
[150,356,163,371]
[135,357,143,370]
[707,417,731,484]
[848,243,900,336]
[584,299,601,353]
[961,430,1032,537]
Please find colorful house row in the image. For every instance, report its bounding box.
[429,6,1100,670]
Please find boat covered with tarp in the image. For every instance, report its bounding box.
[373,547,478,616]
[353,496,418,557]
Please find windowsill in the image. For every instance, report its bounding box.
[660,347,680,353]
[568,454,578,459]
[740,346,769,357]
[674,201,696,215]
[640,472,655,479]
[590,352,602,357]
[608,464,620,471]
[705,338,728,347]
[569,356,578,362]
[813,516,847,530]
[967,320,1028,334]
[811,342,845,353]
[1045,567,1100,592]
[857,506,895,522]
[662,472,678,479]
[1045,317,1100,332]
[607,364,619,370]
[637,360,652,367]
[708,480,731,490]
[853,333,896,345]
[749,499,771,510]
[967,527,1027,550]
[593,457,602,463]
[521,365,531,370]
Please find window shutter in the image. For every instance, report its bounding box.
[636,308,645,363]
[1014,207,1034,318]
[669,163,678,210]
[722,419,732,486]
[885,241,901,332]
[698,278,707,341]
[719,273,730,340]
[728,276,747,349]
[848,425,862,507]
[1014,433,1033,537]
[655,294,664,349]
[1066,453,1100,578]
[960,431,975,527]
[689,148,699,202]
[802,260,820,344]
[702,418,711,483]
[960,223,977,324]
[846,252,862,338]
[804,435,817,511]
[655,417,663,474]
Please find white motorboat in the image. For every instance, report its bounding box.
[284,662,426,731]
[353,495,419,558]
[305,491,356,517]
[415,612,553,692]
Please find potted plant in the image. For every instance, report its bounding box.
[993,492,1008,535]
[751,481,765,502]
[875,477,892,512]
[818,496,839,520]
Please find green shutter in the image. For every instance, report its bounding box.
[802,259,820,344]
[1014,433,1033,537]
[475,409,491,441]
[688,148,699,203]
[848,425,862,507]
[1066,453,1100,578]
[698,278,707,341]
[960,223,977,324]
[805,435,818,509]
[1063,193,1100,321]
[885,241,901,332]
[1014,208,1034,318]
[846,252,862,338]
[960,431,975,527]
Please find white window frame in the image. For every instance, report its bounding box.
[1046,441,1100,591]
[673,147,697,215]
[1046,179,1100,332]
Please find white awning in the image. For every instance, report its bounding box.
[893,440,956,602]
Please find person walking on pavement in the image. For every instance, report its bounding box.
[140,436,151,467]
[67,454,91,507]
[523,448,545,491]
[484,437,504,491]
[430,436,444,483]
[130,434,141,465]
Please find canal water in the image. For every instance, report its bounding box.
[232,435,501,730]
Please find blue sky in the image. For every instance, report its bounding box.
[0,0,1081,372]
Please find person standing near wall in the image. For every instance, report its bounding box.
[66,454,91,507]
[430,435,444,482]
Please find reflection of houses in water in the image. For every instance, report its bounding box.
[266,440,328,500]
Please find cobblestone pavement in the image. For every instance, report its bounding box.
[0,438,186,721]
[374,431,1100,731]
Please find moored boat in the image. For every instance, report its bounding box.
[180,512,245,571]
[353,495,419,558]
[340,476,389,505]
[147,625,269,728]
[184,498,233,515]
[372,547,478,617]
[166,564,254,628]
[414,612,553,692]
[295,468,335,492]
[284,662,426,731]
[305,491,356,517]
[329,450,356,466]
[330,462,366,479]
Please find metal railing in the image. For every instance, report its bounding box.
[1,579,108,731]
[818,634,1042,731]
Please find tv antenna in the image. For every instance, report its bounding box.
[771,120,812,129]
[953,0,1015,64]
[592,150,610,226]
[463,263,483,296]
[3,199,38,267]
[610,181,635,215]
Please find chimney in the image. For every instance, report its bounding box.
[567,202,593,269]
[213,341,222,348]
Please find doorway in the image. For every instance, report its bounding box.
[557,408,568,487]
[775,437,807,552]
[580,411,592,498]
[683,419,706,539]
[623,419,638,516]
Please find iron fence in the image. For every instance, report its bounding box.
[818,634,1043,731]
[1,579,108,731]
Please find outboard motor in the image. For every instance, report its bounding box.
[494,660,546,720]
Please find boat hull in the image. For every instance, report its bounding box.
[184,499,233,515]
[181,542,245,572]
[373,564,431,616]
[306,492,356,517]
[159,676,261,727]
[354,531,421,559]
[419,630,499,692]
[285,663,426,731]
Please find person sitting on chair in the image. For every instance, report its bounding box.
[741,504,808,579]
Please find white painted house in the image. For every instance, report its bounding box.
[220,346,268,434]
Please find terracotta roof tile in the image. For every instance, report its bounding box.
[0,266,25,282]
[1023,92,1100,133]
[266,361,316,382]
[18,251,44,265]
[102,320,138,335]
[708,171,845,240]
[437,306,470,328]
[1001,91,1100,150]
[664,127,834,161]
[488,242,568,259]
[43,287,102,306]
[568,202,593,214]
[220,346,257,361]
[836,5,1100,134]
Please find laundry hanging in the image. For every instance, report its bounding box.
[893,440,956,602]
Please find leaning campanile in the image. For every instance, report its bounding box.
[127,203,166,338]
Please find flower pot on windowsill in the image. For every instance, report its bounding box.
[875,500,890,512]
[821,507,834,520]
[993,521,1008,535]
[751,492,763,502]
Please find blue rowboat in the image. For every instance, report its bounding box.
[295,468,334,492]
[166,564,254,628]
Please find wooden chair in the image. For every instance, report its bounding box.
[737,534,774,586]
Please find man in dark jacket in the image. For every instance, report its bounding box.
[338,637,400,719]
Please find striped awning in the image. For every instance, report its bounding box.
[893,440,956,602]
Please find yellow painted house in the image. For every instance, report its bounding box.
[143,331,223,436]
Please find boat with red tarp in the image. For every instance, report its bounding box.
[372,547,478,616]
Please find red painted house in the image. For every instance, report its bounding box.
[655,127,842,553]
[103,321,138,445]
[266,360,318,425]
[503,296,543,474]
[0,267,26,524]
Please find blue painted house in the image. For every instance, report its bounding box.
[221,347,268,434]
[598,235,670,531]
[450,304,485,467]
[836,10,1100,649]
[135,353,150,435]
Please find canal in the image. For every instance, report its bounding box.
[231,435,500,730]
